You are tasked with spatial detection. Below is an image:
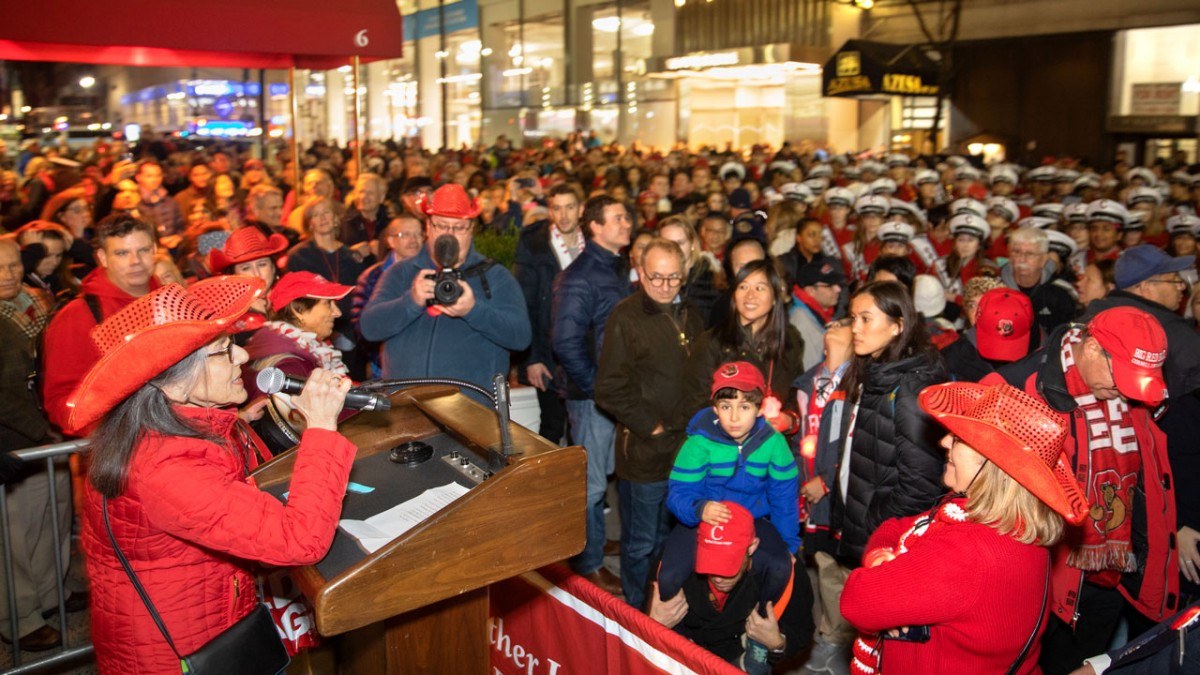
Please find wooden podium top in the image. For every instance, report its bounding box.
[253,385,586,636]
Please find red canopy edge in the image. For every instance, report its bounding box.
[0,0,402,68]
[0,40,360,70]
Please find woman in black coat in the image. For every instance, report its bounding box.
[826,280,948,565]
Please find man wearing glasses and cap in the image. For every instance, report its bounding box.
[360,183,530,405]
[984,307,1179,674]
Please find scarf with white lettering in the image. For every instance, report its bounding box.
[1060,328,1139,574]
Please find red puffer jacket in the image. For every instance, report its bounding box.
[82,406,357,674]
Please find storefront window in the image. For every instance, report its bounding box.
[1115,24,1200,117]
[489,15,566,109]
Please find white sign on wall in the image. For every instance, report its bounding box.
[1130,83,1182,115]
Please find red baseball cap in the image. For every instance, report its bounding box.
[268,272,352,312]
[710,361,766,398]
[975,288,1033,362]
[1087,307,1168,405]
[695,502,756,577]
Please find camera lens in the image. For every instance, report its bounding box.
[434,277,463,305]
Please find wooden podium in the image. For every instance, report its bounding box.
[252,385,586,674]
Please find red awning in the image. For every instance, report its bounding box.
[0,0,403,69]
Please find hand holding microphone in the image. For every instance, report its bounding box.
[256,368,391,431]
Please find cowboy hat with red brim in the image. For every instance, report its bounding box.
[919,381,1089,525]
[64,275,265,435]
[208,227,289,273]
[422,183,481,219]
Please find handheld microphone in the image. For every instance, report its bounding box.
[256,367,392,412]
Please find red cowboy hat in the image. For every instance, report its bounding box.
[208,227,289,273]
[919,382,1089,525]
[422,183,481,219]
[64,275,265,435]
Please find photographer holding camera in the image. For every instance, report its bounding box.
[360,184,531,404]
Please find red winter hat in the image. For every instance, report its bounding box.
[919,382,1088,524]
[422,183,481,219]
[65,276,265,435]
[208,227,289,273]
[268,272,352,312]
[695,502,756,577]
[975,288,1033,362]
[1087,307,1168,405]
[710,361,766,398]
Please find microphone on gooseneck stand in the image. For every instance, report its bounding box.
[493,373,515,457]
[256,367,392,412]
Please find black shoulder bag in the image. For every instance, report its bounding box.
[1006,560,1051,675]
[102,498,290,675]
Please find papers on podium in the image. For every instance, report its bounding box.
[339,482,471,554]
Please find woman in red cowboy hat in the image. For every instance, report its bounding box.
[208,226,289,316]
[840,381,1090,674]
[67,275,357,674]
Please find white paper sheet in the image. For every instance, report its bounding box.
[338,482,471,554]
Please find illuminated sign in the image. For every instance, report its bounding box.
[826,76,873,96]
[666,52,740,71]
[836,51,861,77]
[881,73,938,95]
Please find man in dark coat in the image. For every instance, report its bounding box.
[513,185,584,444]
[551,194,632,594]
[595,238,704,609]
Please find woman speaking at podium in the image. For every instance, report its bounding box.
[63,275,358,673]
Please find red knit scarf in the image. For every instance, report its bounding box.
[1060,328,1140,575]
[792,285,835,325]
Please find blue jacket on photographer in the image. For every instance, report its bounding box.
[360,184,531,405]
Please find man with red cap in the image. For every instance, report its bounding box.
[648,501,813,670]
[984,307,1179,674]
[1083,244,1200,626]
[360,183,530,405]
[941,287,1034,382]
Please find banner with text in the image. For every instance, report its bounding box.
[489,565,741,675]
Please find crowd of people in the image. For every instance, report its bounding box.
[1,129,1200,673]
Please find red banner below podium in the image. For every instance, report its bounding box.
[489,565,742,675]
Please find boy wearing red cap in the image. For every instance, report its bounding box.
[984,307,1179,674]
[649,501,813,669]
[657,362,800,618]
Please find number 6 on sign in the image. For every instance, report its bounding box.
[355,29,369,47]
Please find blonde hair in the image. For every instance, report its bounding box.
[966,460,1064,546]
[657,215,701,270]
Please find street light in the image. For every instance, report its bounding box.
[79,75,96,88]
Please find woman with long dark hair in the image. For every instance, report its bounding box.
[822,281,948,562]
[68,276,357,672]
[680,258,805,433]
[800,280,947,669]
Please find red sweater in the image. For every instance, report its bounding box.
[841,501,1049,674]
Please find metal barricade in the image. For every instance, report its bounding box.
[0,439,92,674]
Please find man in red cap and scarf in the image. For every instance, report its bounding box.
[360,183,530,405]
[984,306,1179,675]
